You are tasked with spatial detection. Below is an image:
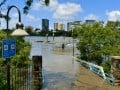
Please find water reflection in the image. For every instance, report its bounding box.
[53,48,73,55]
[25,36,80,90]
[25,36,120,90]
[43,71,74,90]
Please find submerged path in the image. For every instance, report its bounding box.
[41,43,119,90]
[26,36,120,90]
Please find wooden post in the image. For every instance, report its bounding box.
[32,56,42,90]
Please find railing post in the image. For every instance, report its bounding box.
[100,67,106,79]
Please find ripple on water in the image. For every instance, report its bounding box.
[43,71,75,90]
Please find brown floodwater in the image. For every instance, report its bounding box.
[25,36,120,90]
[41,42,80,90]
[26,36,80,90]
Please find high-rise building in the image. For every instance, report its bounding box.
[67,21,81,31]
[54,22,65,31]
[42,19,49,31]
[85,20,96,26]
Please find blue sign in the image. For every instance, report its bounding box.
[2,39,16,58]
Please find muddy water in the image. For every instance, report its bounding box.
[42,43,80,90]
[25,36,80,90]
[25,36,120,90]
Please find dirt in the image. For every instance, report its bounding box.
[72,66,120,90]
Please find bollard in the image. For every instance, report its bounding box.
[62,43,65,50]
[32,56,42,90]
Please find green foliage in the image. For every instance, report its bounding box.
[37,30,52,36]
[0,69,7,90]
[11,37,31,67]
[25,26,34,35]
[0,0,50,14]
[55,30,66,36]
[0,30,31,89]
[72,27,80,38]
[0,30,6,59]
[23,0,50,14]
[102,62,111,73]
[77,21,120,72]
[36,30,71,37]
[106,21,120,30]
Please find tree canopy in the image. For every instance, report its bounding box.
[76,22,120,65]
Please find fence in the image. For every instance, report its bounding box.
[73,57,115,86]
[0,63,32,90]
[0,55,43,90]
[11,64,32,90]
[0,66,7,90]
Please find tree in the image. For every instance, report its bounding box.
[0,30,6,57]
[23,0,50,14]
[25,25,34,35]
[0,0,50,14]
[0,30,31,89]
[0,0,6,7]
[106,21,120,30]
[77,22,120,67]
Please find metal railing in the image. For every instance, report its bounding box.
[73,57,115,86]
[0,64,32,90]
[11,64,32,90]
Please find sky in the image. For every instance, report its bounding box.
[0,0,120,30]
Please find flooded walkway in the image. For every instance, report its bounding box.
[25,36,120,90]
[41,43,79,90]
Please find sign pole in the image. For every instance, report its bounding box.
[7,58,10,90]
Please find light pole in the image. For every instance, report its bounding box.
[5,5,28,90]
[72,28,74,57]
[53,31,54,41]
[46,33,48,42]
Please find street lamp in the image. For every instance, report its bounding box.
[5,5,29,90]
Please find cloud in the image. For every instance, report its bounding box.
[22,14,41,28]
[85,14,98,20]
[49,0,58,10]
[32,1,42,10]
[53,2,82,20]
[0,13,36,29]
[0,19,6,29]
[106,10,120,21]
[12,13,18,17]
[0,12,20,29]
[31,0,83,20]
[25,14,35,21]
[0,18,18,29]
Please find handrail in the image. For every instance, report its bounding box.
[73,57,115,85]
